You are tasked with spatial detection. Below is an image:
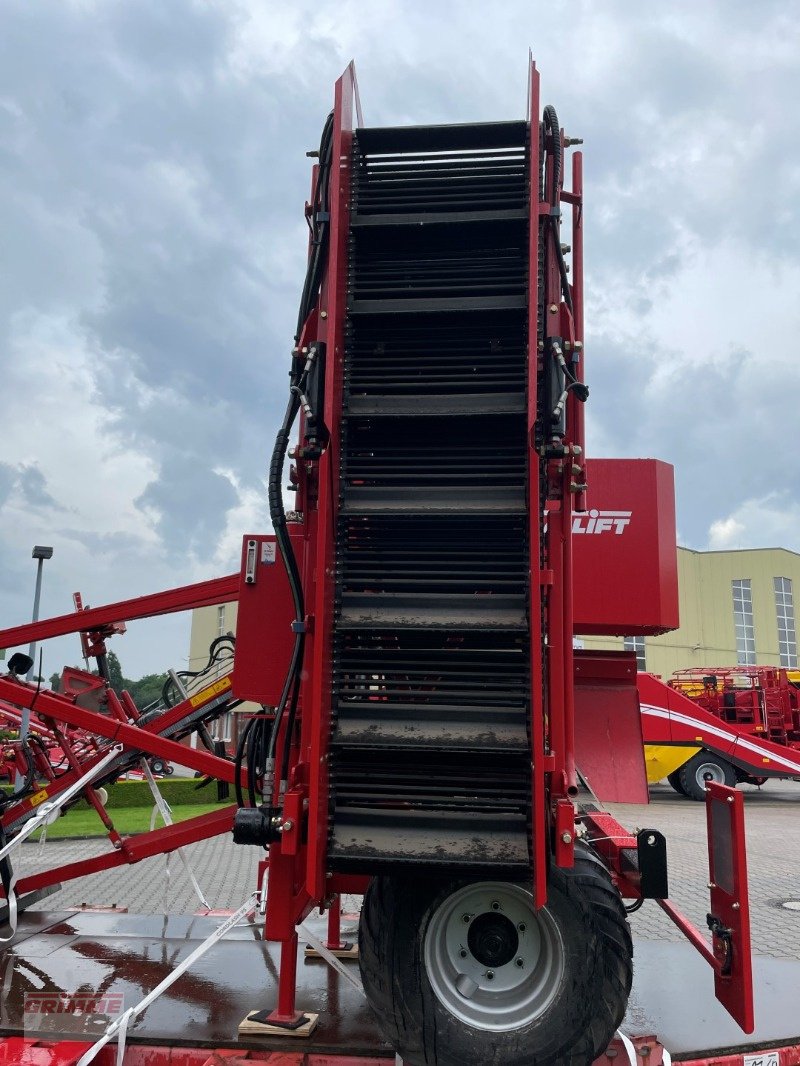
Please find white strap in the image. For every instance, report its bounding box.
[614,1029,639,1066]
[0,863,18,944]
[75,891,258,1066]
[0,745,123,864]
[0,745,122,942]
[140,758,210,910]
[299,923,364,996]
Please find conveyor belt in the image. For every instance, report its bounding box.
[329,121,532,874]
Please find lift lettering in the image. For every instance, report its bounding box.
[572,510,632,535]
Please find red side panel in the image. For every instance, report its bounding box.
[706,782,754,1033]
[231,533,296,705]
[573,651,649,803]
[572,458,679,636]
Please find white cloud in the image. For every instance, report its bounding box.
[708,494,800,552]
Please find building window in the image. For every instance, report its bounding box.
[624,635,646,670]
[732,579,756,665]
[774,577,798,669]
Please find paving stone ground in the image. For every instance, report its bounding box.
[19,778,800,960]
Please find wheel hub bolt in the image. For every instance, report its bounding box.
[518,923,526,932]
[515,957,524,967]
[462,913,471,924]
[486,970,495,980]
[460,949,467,958]
[491,901,501,911]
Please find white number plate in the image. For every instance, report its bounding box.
[744,1052,779,1066]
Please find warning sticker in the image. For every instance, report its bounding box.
[189,674,232,708]
[261,542,276,565]
[29,788,49,807]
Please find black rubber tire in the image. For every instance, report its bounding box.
[149,759,167,776]
[358,843,632,1066]
[666,769,690,796]
[676,750,736,802]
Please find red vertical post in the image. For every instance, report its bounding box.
[560,150,584,797]
[527,59,548,909]
[305,63,361,905]
[571,151,585,514]
[268,932,301,1023]
[325,894,346,951]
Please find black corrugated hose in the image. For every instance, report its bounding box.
[542,104,573,314]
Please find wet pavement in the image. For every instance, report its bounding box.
[1,778,799,1056]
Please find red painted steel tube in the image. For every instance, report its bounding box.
[325,895,346,951]
[526,58,548,910]
[0,678,239,784]
[270,932,301,1023]
[571,150,586,513]
[0,573,238,650]
[305,62,360,906]
[547,505,568,798]
[13,806,237,895]
[657,898,718,970]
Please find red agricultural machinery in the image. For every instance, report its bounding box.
[638,665,800,801]
[0,60,757,1065]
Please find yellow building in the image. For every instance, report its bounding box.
[580,546,800,678]
[190,547,800,711]
[188,600,241,746]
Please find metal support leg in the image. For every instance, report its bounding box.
[325,894,346,951]
[268,932,303,1025]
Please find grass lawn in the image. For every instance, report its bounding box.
[29,802,228,841]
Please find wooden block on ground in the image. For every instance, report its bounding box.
[304,942,360,960]
[238,1010,319,1038]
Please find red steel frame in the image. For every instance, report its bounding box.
[672,665,800,752]
[0,58,756,1049]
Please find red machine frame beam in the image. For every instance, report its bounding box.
[13,806,237,896]
[0,680,240,785]
[0,573,239,650]
[526,58,548,909]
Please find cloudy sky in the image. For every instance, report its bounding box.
[1,0,799,679]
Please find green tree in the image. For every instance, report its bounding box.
[49,672,61,692]
[125,672,168,710]
[105,650,125,695]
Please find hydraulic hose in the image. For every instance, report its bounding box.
[238,111,334,809]
[542,104,573,314]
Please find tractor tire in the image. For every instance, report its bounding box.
[358,842,632,1066]
[666,769,690,797]
[676,750,736,802]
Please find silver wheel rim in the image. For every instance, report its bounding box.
[423,881,565,1031]
[696,761,725,789]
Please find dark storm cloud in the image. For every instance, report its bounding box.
[135,454,238,557]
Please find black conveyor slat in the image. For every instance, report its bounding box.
[328,118,532,873]
[354,121,528,153]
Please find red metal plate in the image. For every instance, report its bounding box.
[231,533,296,705]
[573,651,649,803]
[706,781,754,1034]
[572,459,679,636]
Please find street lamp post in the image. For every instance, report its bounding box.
[16,546,54,785]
